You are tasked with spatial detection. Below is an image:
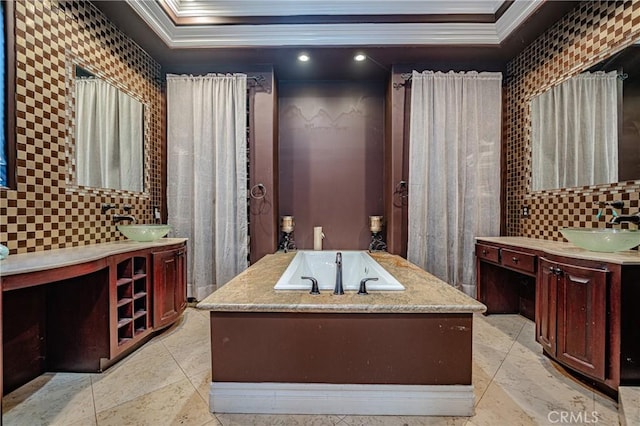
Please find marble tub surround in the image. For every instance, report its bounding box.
[0,238,188,276]
[197,251,486,314]
[199,252,484,416]
[477,236,640,265]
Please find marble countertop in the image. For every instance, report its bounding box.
[476,236,640,265]
[197,252,487,314]
[0,238,188,276]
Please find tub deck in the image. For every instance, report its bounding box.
[197,252,486,416]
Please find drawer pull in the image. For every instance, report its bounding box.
[512,257,519,263]
[482,250,488,255]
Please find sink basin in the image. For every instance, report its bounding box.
[118,224,172,242]
[561,228,640,252]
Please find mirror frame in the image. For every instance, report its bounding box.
[526,38,640,195]
[64,53,150,197]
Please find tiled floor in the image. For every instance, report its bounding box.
[2,308,626,425]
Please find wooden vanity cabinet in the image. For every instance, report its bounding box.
[536,257,608,381]
[475,243,536,319]
[476,238,640,395]
[153,246,187,329]
[2,239,188,395]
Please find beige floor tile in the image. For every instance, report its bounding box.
[341,415,467,425]
[593,392,619,425]
[215,413,343,425]
[188,368,213,404]
[472,361,494,405]
[91,340,187,412]
[164,338,212,377]
[487,352,594,423]
[96,378,215,426]
[619,386,640,426]
[471,381,539,426]
[2,373,97,426]
[159,309,210,352]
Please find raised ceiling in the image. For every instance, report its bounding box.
[93,0,580,79]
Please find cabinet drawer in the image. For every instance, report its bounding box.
[501,248,536,274]
[476,244,500,263]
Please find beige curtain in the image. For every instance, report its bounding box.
[166,74,248,300]
[408,71,502,297]
[75,78,143,191]
[531,71,618,190]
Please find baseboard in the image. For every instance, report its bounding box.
[210,382,475,416]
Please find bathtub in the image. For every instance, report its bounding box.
[274,250,405,291]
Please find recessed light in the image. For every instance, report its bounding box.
[354,53,366,62]
[298,53,310,62]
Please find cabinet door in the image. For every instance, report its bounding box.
[536,258,557,356]
[555,262,607,380]
[153,247,187,329]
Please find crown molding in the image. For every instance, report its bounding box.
[161,0,505,17]
[126,0,542,48]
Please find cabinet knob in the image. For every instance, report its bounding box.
[512,257,519,264]
[549,266,562,276]
[482,249,487,255]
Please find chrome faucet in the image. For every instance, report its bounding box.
[113,214,136,224]
[334,252,344,295]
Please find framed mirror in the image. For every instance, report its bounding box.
[530,41,640,191]
[66,60,148,194]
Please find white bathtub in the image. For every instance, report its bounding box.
[274,250,405,291]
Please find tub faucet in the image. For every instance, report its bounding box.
[113,214,136,224]
[334,252,344,295]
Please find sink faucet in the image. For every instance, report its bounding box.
[113,214,136,224]
[610,211,640,225]
[334,252,344,295]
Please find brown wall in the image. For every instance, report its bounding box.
[249,72,279,263]
[278,81,385,250]
[505,2,640,239]
[0,1,164,254]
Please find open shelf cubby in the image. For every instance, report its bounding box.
[115,256,149,346]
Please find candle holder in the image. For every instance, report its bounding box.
[369,231,387,252]
[368,215,387,252]
[278,216,297,253]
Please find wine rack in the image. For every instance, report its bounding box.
[115,256,150,346]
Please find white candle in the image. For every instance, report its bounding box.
[282,216,295,233]
[370,216,383,232]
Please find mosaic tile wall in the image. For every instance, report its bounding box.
[0,0,163,254]
[505,1,640,240]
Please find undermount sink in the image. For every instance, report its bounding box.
[560,227,640,252]
[118,224,172,242]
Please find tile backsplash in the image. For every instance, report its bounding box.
[0,0,163,254]
[505,1,640,240]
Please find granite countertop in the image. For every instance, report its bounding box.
[197,252,487,314]
[476,236,640,265]
[0,238,188,276]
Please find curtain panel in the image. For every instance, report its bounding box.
[408,70,502,297]
[531,71,618,190]
[166,74,248,300]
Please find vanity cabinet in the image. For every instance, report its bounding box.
[1,239,187,395]
[153,247,187,329]
[536,257,607,380]
[476,237,640,396]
